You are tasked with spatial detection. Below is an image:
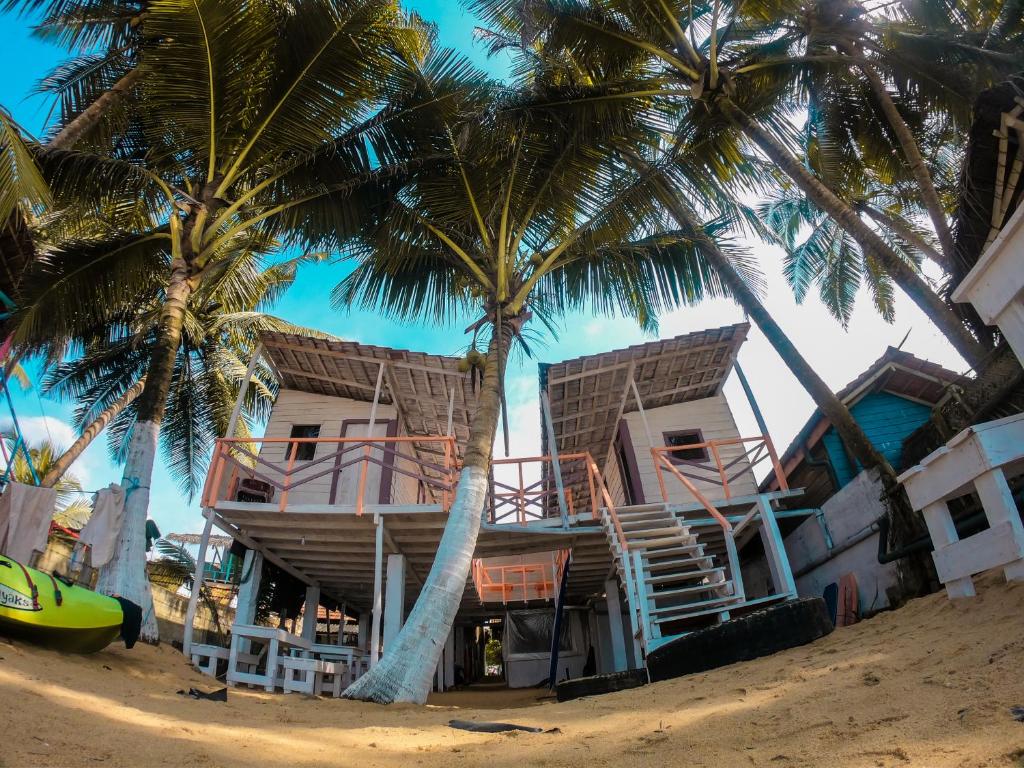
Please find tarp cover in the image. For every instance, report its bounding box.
[505,608,571,655]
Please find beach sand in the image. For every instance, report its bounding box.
[2,569,1022,768]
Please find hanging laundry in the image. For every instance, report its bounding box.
[0,482,58,563]
[78,484,126,568]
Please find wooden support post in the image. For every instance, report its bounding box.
[369,517,385,666]
[629,375,654,449]
[757,495,795,599]
[383,554,406,653]
[540,391,570,527]
[734,361,771,438]
[301,585,320,644]
[604,579,628,672]
[444,628,455,689]
[182,514,214,660]
[921,500,976,598]
[973,468,1024,582]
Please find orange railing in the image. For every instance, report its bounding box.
[472,550,570,604]
[651,435,787,507]
[202,435,458,515]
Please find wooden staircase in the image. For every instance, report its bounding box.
[601,501,747,654]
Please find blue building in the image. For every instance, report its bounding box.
[762,348,961,509]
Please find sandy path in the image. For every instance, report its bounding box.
[1,571,1022,768]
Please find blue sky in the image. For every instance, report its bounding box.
[0,2,968,536]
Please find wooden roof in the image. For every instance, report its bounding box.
[541,323,749,468]
[259,331,479,452]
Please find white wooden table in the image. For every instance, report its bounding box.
[227,624,312,691]
[898,413,1024,598]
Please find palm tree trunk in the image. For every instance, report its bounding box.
[344,321,512,704]
[843,45,956,271]
[41,378,146,488]
[720,98,986,368]
[47,69,141,151]
[96,259,192,643]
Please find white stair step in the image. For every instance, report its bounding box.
[645,566,725,585]
[625,535,700,549]
[614,504,670,515]
[648,580,732,599]
[649,593,741,617]
[645,544,706,559]
[622,528,696,540]
[645,557,716,574]
[651,601,743,624]
[620,518,677,530]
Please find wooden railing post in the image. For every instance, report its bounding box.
[710,442,729,500]
[279,440,298,512]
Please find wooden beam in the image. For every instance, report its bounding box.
[275,364,387,396]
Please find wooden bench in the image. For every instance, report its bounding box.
[898,413,1024,599]
[190,644,229,677]
[280,656,347,696]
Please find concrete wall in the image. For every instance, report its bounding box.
[622,394,756,505]
[784,468,900,614]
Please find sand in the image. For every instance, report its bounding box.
[2,570,1023,768]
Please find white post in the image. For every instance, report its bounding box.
[302,585,320,644]
[444,628,455,689]
[540,391,570,526]
[369,518,385,666]
[235,548,264,625]
[973,468,1024,583]
[383,554,406,653]
[630,375,654,448]
[446,387,455,437]
[367,362,384,434]
[226,345,263,441]
[603,579,628,672]
[357,612,370,650]
[757,495,796,598]
[182,514,214,660]
[435,653,444,692]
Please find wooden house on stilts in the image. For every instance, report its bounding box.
[184,322,815,693]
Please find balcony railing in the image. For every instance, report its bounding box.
[472,549,570,604]
[202,435,458,515]
[651,434,787,507]
[487,451,617,526]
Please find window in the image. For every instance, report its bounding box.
[288,424,320,461]
[662,429,708,463]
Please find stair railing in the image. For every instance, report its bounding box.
[651,451,745,602]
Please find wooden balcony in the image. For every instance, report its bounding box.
[202,435,458,515]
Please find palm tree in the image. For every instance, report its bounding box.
[3,0,148,151]
[468,0,988,367]
[36,251,330,492]
[10,0,418,641]
[341,42,769,703]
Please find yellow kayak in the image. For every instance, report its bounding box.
[0,554,142,653]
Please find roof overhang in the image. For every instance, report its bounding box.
[259,331,479,452]
[541,323,750,467]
